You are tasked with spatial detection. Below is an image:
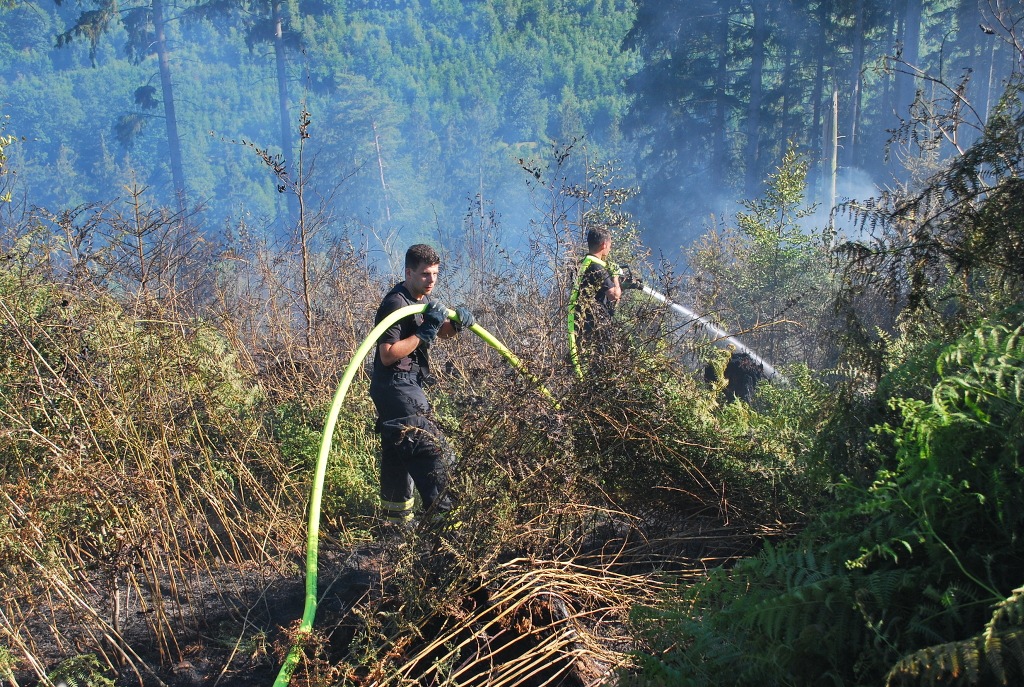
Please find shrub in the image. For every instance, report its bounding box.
[626,316,1024,686]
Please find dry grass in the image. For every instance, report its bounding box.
[379,556,675,687]
[0,204,386,683]
[0,166,818,685]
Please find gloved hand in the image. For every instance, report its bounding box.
[452,305,475,332]
[620,265,644,289]
[417,301,448,344]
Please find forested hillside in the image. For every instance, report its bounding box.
[1,0,637,247]
[3,0,1019,253]
[2,1,1024,686]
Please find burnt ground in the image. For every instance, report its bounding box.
[8,542,386,687]
[9,515,767,687]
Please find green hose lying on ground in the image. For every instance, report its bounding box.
[272,303,555,687]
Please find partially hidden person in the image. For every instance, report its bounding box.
[576,226,623,362]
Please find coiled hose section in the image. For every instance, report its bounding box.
[272,303,556,687]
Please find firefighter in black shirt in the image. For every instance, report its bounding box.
[369,244,474,526]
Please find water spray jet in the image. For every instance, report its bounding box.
[568,255,787,384]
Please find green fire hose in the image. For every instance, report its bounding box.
[566,254,599,379]
[272,303,555,687]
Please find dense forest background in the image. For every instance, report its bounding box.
[3,1,1024,686]
[2,0,1020,257]
[1,0,638,255]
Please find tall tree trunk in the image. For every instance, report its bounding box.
[830,88,838,219]
[372,121,392,222]
[745,0,767,195]
[152,0,186,210]
[984,35,998,123]
[959,0,996,125]
[809,0,830,199]
[894,0,921,120]
[273,0,298,224]
[882,5,902,127]
[712,6,730,183]
[780,38,795,148]
[845,0,865,170]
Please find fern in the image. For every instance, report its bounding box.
[886,587,1024,686]
[46,654,115,687]
[629,316,1024,686]
[933,323,1024,430]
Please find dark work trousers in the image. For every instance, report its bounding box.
[370,372,452,523]
[577,312,617,376]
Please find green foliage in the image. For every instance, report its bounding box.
[46,654,115,687]
[689,145,837,369]
[736,146,816,249]
[270,399,379,525]
[322,422,379,526]
[739,364,836,511]
[272,401,324,468]
[1,0,637,237]
[627,316,1024,686]
[0,645,14,680]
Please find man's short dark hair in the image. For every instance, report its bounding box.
[406,243,441,270]
[586,227,612,252]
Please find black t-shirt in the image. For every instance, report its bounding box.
[372,283,430,381]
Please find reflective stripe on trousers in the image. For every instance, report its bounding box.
[380,497,415,523]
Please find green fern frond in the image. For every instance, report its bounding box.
[46,654,115,687]
[739,547,852,642]
[934,323,1024,426]
[887,586,1024,687]
[988,586,1024,634]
